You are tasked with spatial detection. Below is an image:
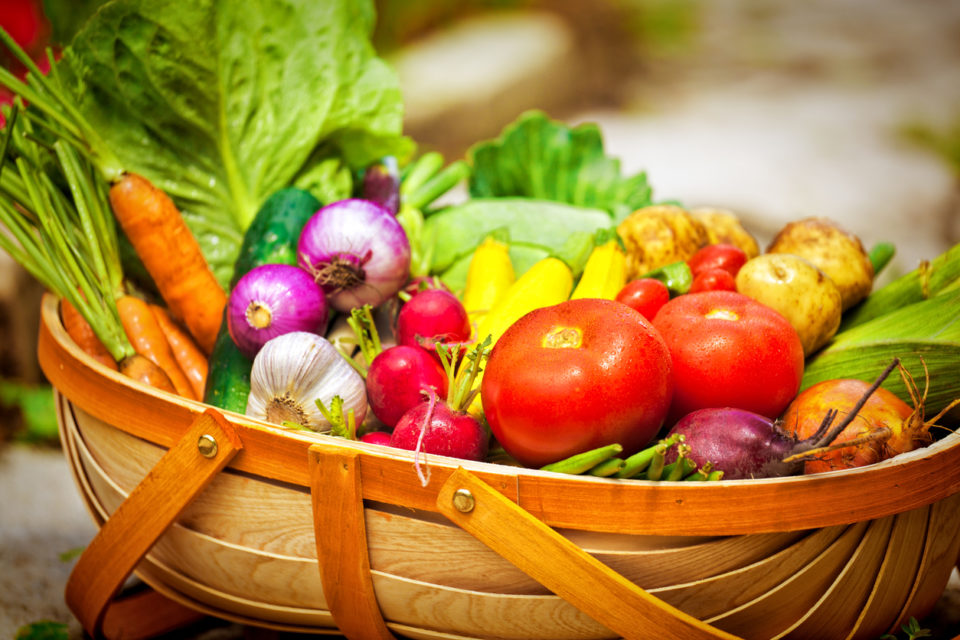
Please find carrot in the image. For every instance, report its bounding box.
[150,303,208,399]
[117,354,178,394]
[108,172,226,355]
[117,295,197,400]
[60,297,119,372]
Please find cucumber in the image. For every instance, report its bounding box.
[203,188,322,412]
[230,187,322,288]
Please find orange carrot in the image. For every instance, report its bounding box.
[118,353,179,394]
[60,297,119,371]
[117,295,197,400]
[150,303,208,400]
[108,172,226,355]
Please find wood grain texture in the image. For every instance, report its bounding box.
[846,507,930,640]
[705,520,869,638]
[775,515,895,638]
[37,294,960,537]
[64,407,241,636]
[309,447,396,640]
[436,467,740,640]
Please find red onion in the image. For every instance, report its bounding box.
[297,198,411,312]
[227,264,329,359]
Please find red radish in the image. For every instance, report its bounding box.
[665,359,905,479]
[359,430,393,446]
[395,288,471,357]
[390,394,488,462]
[365,345,448,428]
[390,340,491,483]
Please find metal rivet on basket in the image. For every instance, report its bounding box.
[197,434,218,458]
[452,488,475,513]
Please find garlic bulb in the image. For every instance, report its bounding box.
[247,331,367,432]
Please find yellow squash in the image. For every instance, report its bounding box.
[570,239,627,300]
[461,236,516,333]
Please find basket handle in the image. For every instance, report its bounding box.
[308,445,396,640]
[437,467,743,640]
[65,408,242,639]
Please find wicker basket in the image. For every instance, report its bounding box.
[37,294,960,640]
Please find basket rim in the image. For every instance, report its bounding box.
[38,293,960,536]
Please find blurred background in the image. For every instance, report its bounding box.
[2,0,959,637]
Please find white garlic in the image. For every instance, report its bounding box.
[246,331,367,432]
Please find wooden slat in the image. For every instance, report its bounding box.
[64,408,241,637]
[309,446,395,640]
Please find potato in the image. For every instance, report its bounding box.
[766,217,874,311]
[690,207,761,258]
[735,253,843,356]
[616,204,709,279]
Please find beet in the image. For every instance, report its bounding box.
[665,359,902,479]
[666,408,802,479]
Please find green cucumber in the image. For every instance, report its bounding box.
[230,187,322,288]
[203,188,322,412]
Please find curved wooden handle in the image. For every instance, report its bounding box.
[436,467,742,640]
[65,408,242,638]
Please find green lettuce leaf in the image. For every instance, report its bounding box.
[59,0,413,288]
[468,109,653,220]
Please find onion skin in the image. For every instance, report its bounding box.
[227,264,328,359]
[780,379,915,473]
[297,198,411,312]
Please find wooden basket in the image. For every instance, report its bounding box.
[37,294,960,640]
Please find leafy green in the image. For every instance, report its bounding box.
[468,110,653,220]
[57,0,414,288]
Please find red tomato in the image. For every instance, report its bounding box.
[688,243,748,278]
[689,267,737,293]
[652,291,804,424]
[615,278,670,320]
[481,298,673,467]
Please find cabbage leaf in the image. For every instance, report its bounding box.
[58,0,413,288]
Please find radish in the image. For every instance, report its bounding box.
[390,339,491,483]
[365,345,448,428]
[359,430,393,446]
[665,359,903,479]
[395,288,471,359]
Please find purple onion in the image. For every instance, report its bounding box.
[297,198,411,312]
[227,264,328,359]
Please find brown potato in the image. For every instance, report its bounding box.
[616,204,709,279]
[690,207,761,258]
[735,253,843,356]
[766,217,874,311]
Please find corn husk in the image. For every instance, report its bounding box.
[840,242,960,332]
[802,288,960,417]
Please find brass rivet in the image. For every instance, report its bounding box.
[452,488,475,513]
[198,434,218,458]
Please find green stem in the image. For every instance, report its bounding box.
[588,457,625,477]
[540,443,623,475]
[615,433,681,479]
[400,152,444,197]
[407,160,470,212]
